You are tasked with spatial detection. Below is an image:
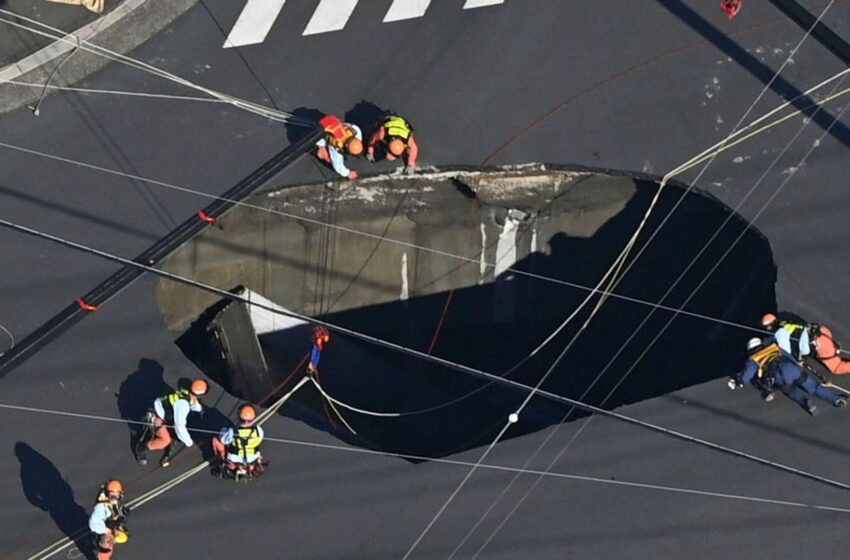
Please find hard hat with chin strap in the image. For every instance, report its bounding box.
[761,313,778,328]
[747,337,762,351]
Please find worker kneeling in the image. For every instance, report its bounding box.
[730,337,847,416]
[212,403,266,481]
[135,378,208,467]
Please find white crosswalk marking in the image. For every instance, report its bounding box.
[383,0,432,23]
[463,0,505,8]
[223,0,287,48]
[302,0,360,36]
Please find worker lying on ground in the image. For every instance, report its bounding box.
[135,378,208,467]
[212,403,266,480]
[730,337,847,416]
[366,113,418,174]
[89,480,129,560]
[762,312,850,374]
[316,114,363,180]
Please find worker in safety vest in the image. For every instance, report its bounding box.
[316,114,363,180]
[730,337,846,416]
[213,404,266,478]
[762,312,850,374]
[366,114,419,174]
[89,480,129,560]
[135,379,208,467]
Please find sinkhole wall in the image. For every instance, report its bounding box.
[155,164,777,457]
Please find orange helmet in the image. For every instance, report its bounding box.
[239,404,257,422]
[819,325,833,338]
[346,138,364,156]
[760,313,778,329]
[388,138,406,157]
[190,379,209,397]
[106,480,123,497]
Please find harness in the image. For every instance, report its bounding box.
[319,115,355,150]
[227,425,262,464]
[383,115,412,143]
[778,321,808,358]
[750,343,781,380]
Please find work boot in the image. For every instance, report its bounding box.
[761,390,775,403]
[159,446,173,468]
[834,396,848,409]
[134,444,148,466]
[804,402,820,417]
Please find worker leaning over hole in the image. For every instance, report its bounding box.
[366,113,419,175]
[89,480,129,560]
[729,337,847,416]
[212,403,266,481]
[761,312,850,375]
[315,114,363,180]
[134,378,208,467]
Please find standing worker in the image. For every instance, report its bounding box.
[762,312,850,374]
[89,480,129,560]
[730,337,846,416]
[212,403,266,480]
[134,378,208,467]
[366,113,419,174]
[316,114,363,180]
[307,326,331,374]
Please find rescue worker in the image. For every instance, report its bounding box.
[307,325,330,374]
[762,312,850,374]
[89,480,128,560]
[366,113,419,174]
[316,114,363,180]
[135,378,208,467]
[212,403,265,479]
[730,337,847,416]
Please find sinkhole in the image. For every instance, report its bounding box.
[155,164,776,459]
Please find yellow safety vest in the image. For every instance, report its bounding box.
[158,389,190,421]
[750,343,781,379]
[383,115,412,140]
[228,426,262,458]
[779,321,808,357]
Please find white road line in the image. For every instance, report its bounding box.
[463,0,504,8]
[383,0,431,23]
[302,0,359,36]
[224,0,287,48]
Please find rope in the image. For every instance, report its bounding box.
[24,376,310,560]
[0,78,229,102]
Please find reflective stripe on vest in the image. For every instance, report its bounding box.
[383,115,411,141]
[779,321,807,357]
[750,343,781,378]
[319,115,355,150]
[228,426,262,458]
[158,389,190,421]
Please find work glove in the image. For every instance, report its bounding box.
[403,165,415,176]
[347,171,359,180]
[727,378,742,390]
[366,152,375,163]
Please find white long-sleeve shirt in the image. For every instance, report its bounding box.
[218,425,264,464]
[154,397,201,446]
[316,123,362,177]
[89,502,113,535]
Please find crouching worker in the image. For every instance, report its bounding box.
[134,378,208,467]
[316,114,363,180]
[730,337,847,416]
[212,403,266,481]
[89,480,129,560]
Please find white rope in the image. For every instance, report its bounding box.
[0,11,312,126]
[0,78,228,102]
[0,323,13,357]
[310,375,401,417]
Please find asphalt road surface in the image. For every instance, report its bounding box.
[2,1,850,558]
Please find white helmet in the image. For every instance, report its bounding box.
[747,337,762,351]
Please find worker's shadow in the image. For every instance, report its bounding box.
[116,359,170,460]
[15,443,95,560]
[344,100,386,136]
[284,107,323,144]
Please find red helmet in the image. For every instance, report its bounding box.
[760,313,778,329]
[312,326,330,345]
[190,379,209,397]
[239,404,257,422]
[388,138,406,157]
[106,480,123,497]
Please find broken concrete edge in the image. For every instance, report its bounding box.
[0,0,199,115]
[263,161,775,250]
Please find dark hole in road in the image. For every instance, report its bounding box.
[159,166,776,460]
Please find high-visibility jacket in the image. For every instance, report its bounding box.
[157,389,191,422]
[227,426,262,461]
[750,342,781,379]
[383,115,412,141]
[319,115,355,150]
[778,321,809,357]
